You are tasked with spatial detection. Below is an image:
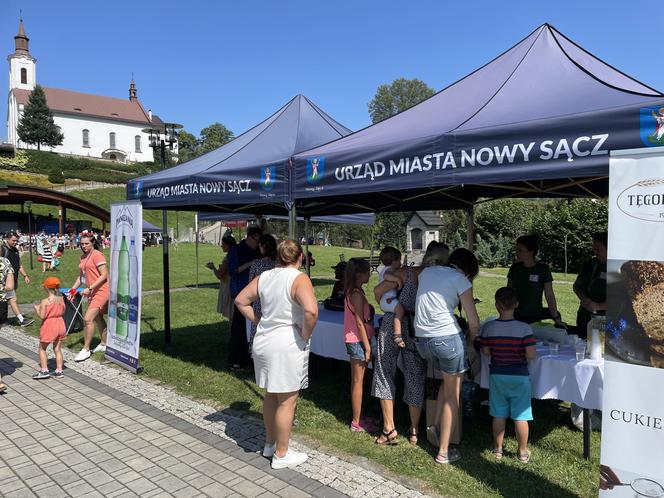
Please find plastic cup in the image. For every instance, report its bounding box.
[575,343,586,361]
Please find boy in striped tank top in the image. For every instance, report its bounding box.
[481,287,537,463]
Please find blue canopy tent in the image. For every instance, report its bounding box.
[127,94,351,343]
[197,212,375,225]
[142,220,161,233]
[128,94,350,214]
[292,24,664,217]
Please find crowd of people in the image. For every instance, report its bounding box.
[0,230,110,385]
[209,227,607,470]
[0,223,607,470]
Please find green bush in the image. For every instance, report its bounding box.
[47,169,65,184]
[0,150,145,184]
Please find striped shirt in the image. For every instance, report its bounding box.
[480,319,536,376]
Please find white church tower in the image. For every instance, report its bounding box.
[7,20,36,146]
[6,19,173,163]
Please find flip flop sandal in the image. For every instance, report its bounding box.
[375,428,398,445]
[492,448,503,460]
[408,427,418,445]
[435,448,461,464]
[0,383,7,394]
[518,450,531,463]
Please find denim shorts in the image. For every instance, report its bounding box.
[346,336,378,361]
[346,342,366,361]
[415,332,468,374]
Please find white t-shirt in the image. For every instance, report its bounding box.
[414,265,472,338]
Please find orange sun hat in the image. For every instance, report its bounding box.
[43,276,61,289]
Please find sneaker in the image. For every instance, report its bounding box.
[74,349,91,362]
[350,421,366,432]
[32,370,50,380]
[271,449,308,469]
[435,448,461,464]
[52,371,64,379]
[262,442,276,458]
[92,344,107,353]
[19,318,35,327]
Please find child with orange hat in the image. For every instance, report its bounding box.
[32,277,66,379]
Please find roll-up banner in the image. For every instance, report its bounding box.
[106,201,142,373]
[601,148,664,496]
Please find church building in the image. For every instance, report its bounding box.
[6,20,176,164]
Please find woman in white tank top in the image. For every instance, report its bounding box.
[235,240,318,470]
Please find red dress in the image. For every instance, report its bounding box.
[40,298,66,343]
[80,249,109,313]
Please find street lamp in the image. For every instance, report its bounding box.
[142,122,182,344]
[24,200,33,270]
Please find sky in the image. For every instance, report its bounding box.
[1,0,662,141]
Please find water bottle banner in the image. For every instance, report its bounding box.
[106,202,143,373]
[599,149,664,495]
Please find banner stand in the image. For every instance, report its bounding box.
[105,201,143,374]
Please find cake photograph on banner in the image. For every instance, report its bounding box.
[605,259,664,368]
[601,148,664,495]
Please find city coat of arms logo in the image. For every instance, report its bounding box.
[260,165,276,192]
[640,107,664,147]
[306,157,325,184]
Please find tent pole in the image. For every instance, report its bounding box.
[305,217,310,276]
[195,213,199,289]
[162,210,171,344]
[288,205,297,240]
[466,205,475,251]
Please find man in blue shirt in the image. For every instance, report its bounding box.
[227,226,262,369]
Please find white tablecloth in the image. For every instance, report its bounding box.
[479,345,604,410]
[246,307,363,362]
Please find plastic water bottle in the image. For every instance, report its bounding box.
[127,239,139,343]
[115,236,129,339]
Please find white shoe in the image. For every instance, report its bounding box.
[74,349,91,362]
[262,442,276,458]
[92,344,106,353]
[271,449,308,469]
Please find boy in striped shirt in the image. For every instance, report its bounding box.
[481,287,537,462]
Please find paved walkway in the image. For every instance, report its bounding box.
[0,327,430,498]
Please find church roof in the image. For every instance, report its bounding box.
[11,86,153,125]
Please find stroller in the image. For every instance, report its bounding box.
[59,288,85,334]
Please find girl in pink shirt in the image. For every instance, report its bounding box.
[343,258,377,434]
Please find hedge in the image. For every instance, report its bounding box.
[0,150,157,184]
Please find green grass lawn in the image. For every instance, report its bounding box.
[15,244,599,497]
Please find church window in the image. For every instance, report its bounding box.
[20,68,27,84]
[109,132,116,149]
[135,135,141,153]
[82,129,90,147]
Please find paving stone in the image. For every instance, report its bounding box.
[0,328,429,498]
[124,476,158,494]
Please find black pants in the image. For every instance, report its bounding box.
[229,303,250,367]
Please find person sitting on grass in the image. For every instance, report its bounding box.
[32,277,66,380]
[480,286,537,463]
[377,247,406,348]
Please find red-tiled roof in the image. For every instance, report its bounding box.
[11,87,152,124]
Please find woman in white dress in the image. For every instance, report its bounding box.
[235,239,318,469]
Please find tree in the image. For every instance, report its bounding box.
[199,123,234,153]
[176,130,200,163]
[16,84,64,150]
[375,212,409,251]
[368,78,435,124]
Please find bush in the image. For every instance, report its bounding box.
[0,150,144,184]
[47,169,65,184]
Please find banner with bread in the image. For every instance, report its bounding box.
[599,148,664,495]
